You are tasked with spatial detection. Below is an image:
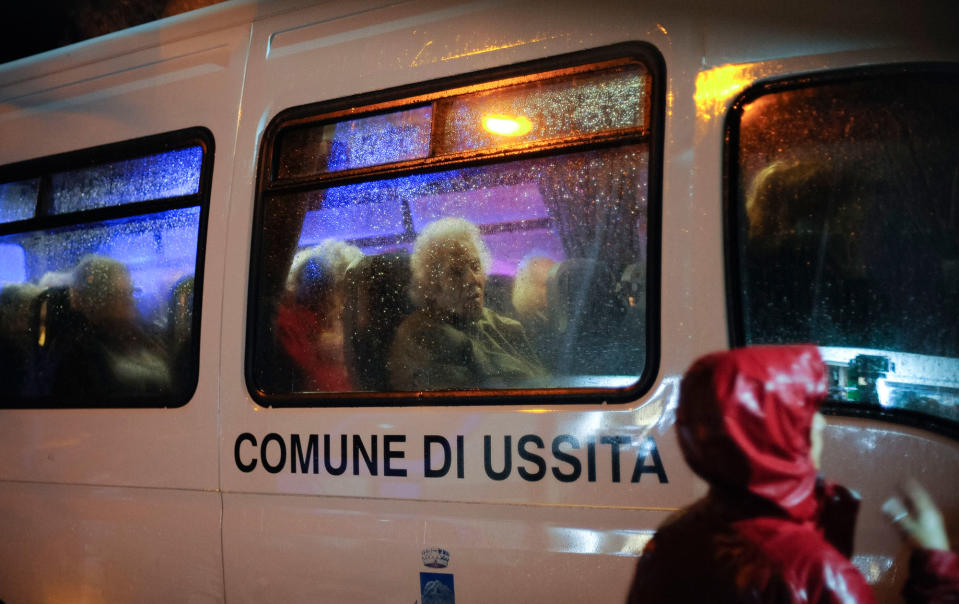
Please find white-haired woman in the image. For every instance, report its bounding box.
[276,238,363,391]
[390,217,545,390]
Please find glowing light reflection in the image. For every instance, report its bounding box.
[876,377,891,407]
[482,114,532,137]
[694,64,753,122]
[440,36,556,62]
[546,526,656,556]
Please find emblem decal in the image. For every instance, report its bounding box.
[422,547,450,568]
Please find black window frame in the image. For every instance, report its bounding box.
[0,126,215,409]
[723,62,959,440]
[246,42,665,407]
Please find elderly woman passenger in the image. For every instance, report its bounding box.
[276,238,363,391]
[389,217,545,391]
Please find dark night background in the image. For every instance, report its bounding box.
[1,0,226,65]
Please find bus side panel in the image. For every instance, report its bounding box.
[0,482,222,604]
[218,2,698,602]
[688,45,959,601]
[0,22,248,489]
[824,419,959,591]
[217,1,959,602]
[0,18,250,601]
[223,493,668,603]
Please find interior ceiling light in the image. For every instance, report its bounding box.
[482,114,532,136]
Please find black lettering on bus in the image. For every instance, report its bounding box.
[235,432,257,473]
[551,434,581,482]
[291,434,318,474]
[484,435,511,481]
[601,435,631,483]
[384,434,406,477]
[456,435,465,479]
[424,435,451,478]
[517,434,546,482]
[587,437,596,482]
[353,435,377,476]
[261,432,286,474]
[631,437,669,483]
[324,434,347,475]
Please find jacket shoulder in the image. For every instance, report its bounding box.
[739,518,875,604]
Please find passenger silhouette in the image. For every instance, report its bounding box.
[55,255,171,402]
[275,239,362,391]
[390,217,545,390]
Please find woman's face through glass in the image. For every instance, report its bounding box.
[426,241,486,321]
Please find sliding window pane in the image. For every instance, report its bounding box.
[276,106,433,178]
[0,179,39,223]
[435,65,647,154]
[253,145,649,395]
[0,206,200,404]
[50,146,203,214]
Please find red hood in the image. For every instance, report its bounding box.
[677,345,827,522]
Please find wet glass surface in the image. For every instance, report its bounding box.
[0,138,206,407]
[277,106,433,178]
[273,64,647,182]
[436,65,647,154]
[254,146,649,395]
[0,178,39,223]
[253,60,654,399]
[733,72,959,425]
[0,207,200,405]
[2,207,199,317]
[50,146,202,213]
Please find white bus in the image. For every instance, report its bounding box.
[0,1,956,601]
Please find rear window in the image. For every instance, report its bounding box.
[248,44,662,405]
[0,129,212,408]
[727,66,959,433]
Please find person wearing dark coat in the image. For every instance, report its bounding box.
[627,345,959,603]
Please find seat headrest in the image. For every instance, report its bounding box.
[343,252,412,391]
[546,258,621,334]
[545,258,637,374]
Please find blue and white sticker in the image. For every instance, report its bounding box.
[420,572,454,604]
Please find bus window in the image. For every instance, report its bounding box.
[0,129,212,408]
[248,44,661,404]
[0,243,26,282]
[49,146,203,214]
[0,179,39,223]
[728,67,959,431]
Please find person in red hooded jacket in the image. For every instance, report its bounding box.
[627,345,959,603]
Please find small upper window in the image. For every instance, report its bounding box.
[49,146,203,214]
[0,129,212,408]
[727,67,959,432]
[0,179,40,223]
[249,44,661,404]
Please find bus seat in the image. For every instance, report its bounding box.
[617,262,646,335]
[617,262,647,371]
[169,275,195,399]
[342,252,412,391]
[545,258,631,375]
[27,286,83,398]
